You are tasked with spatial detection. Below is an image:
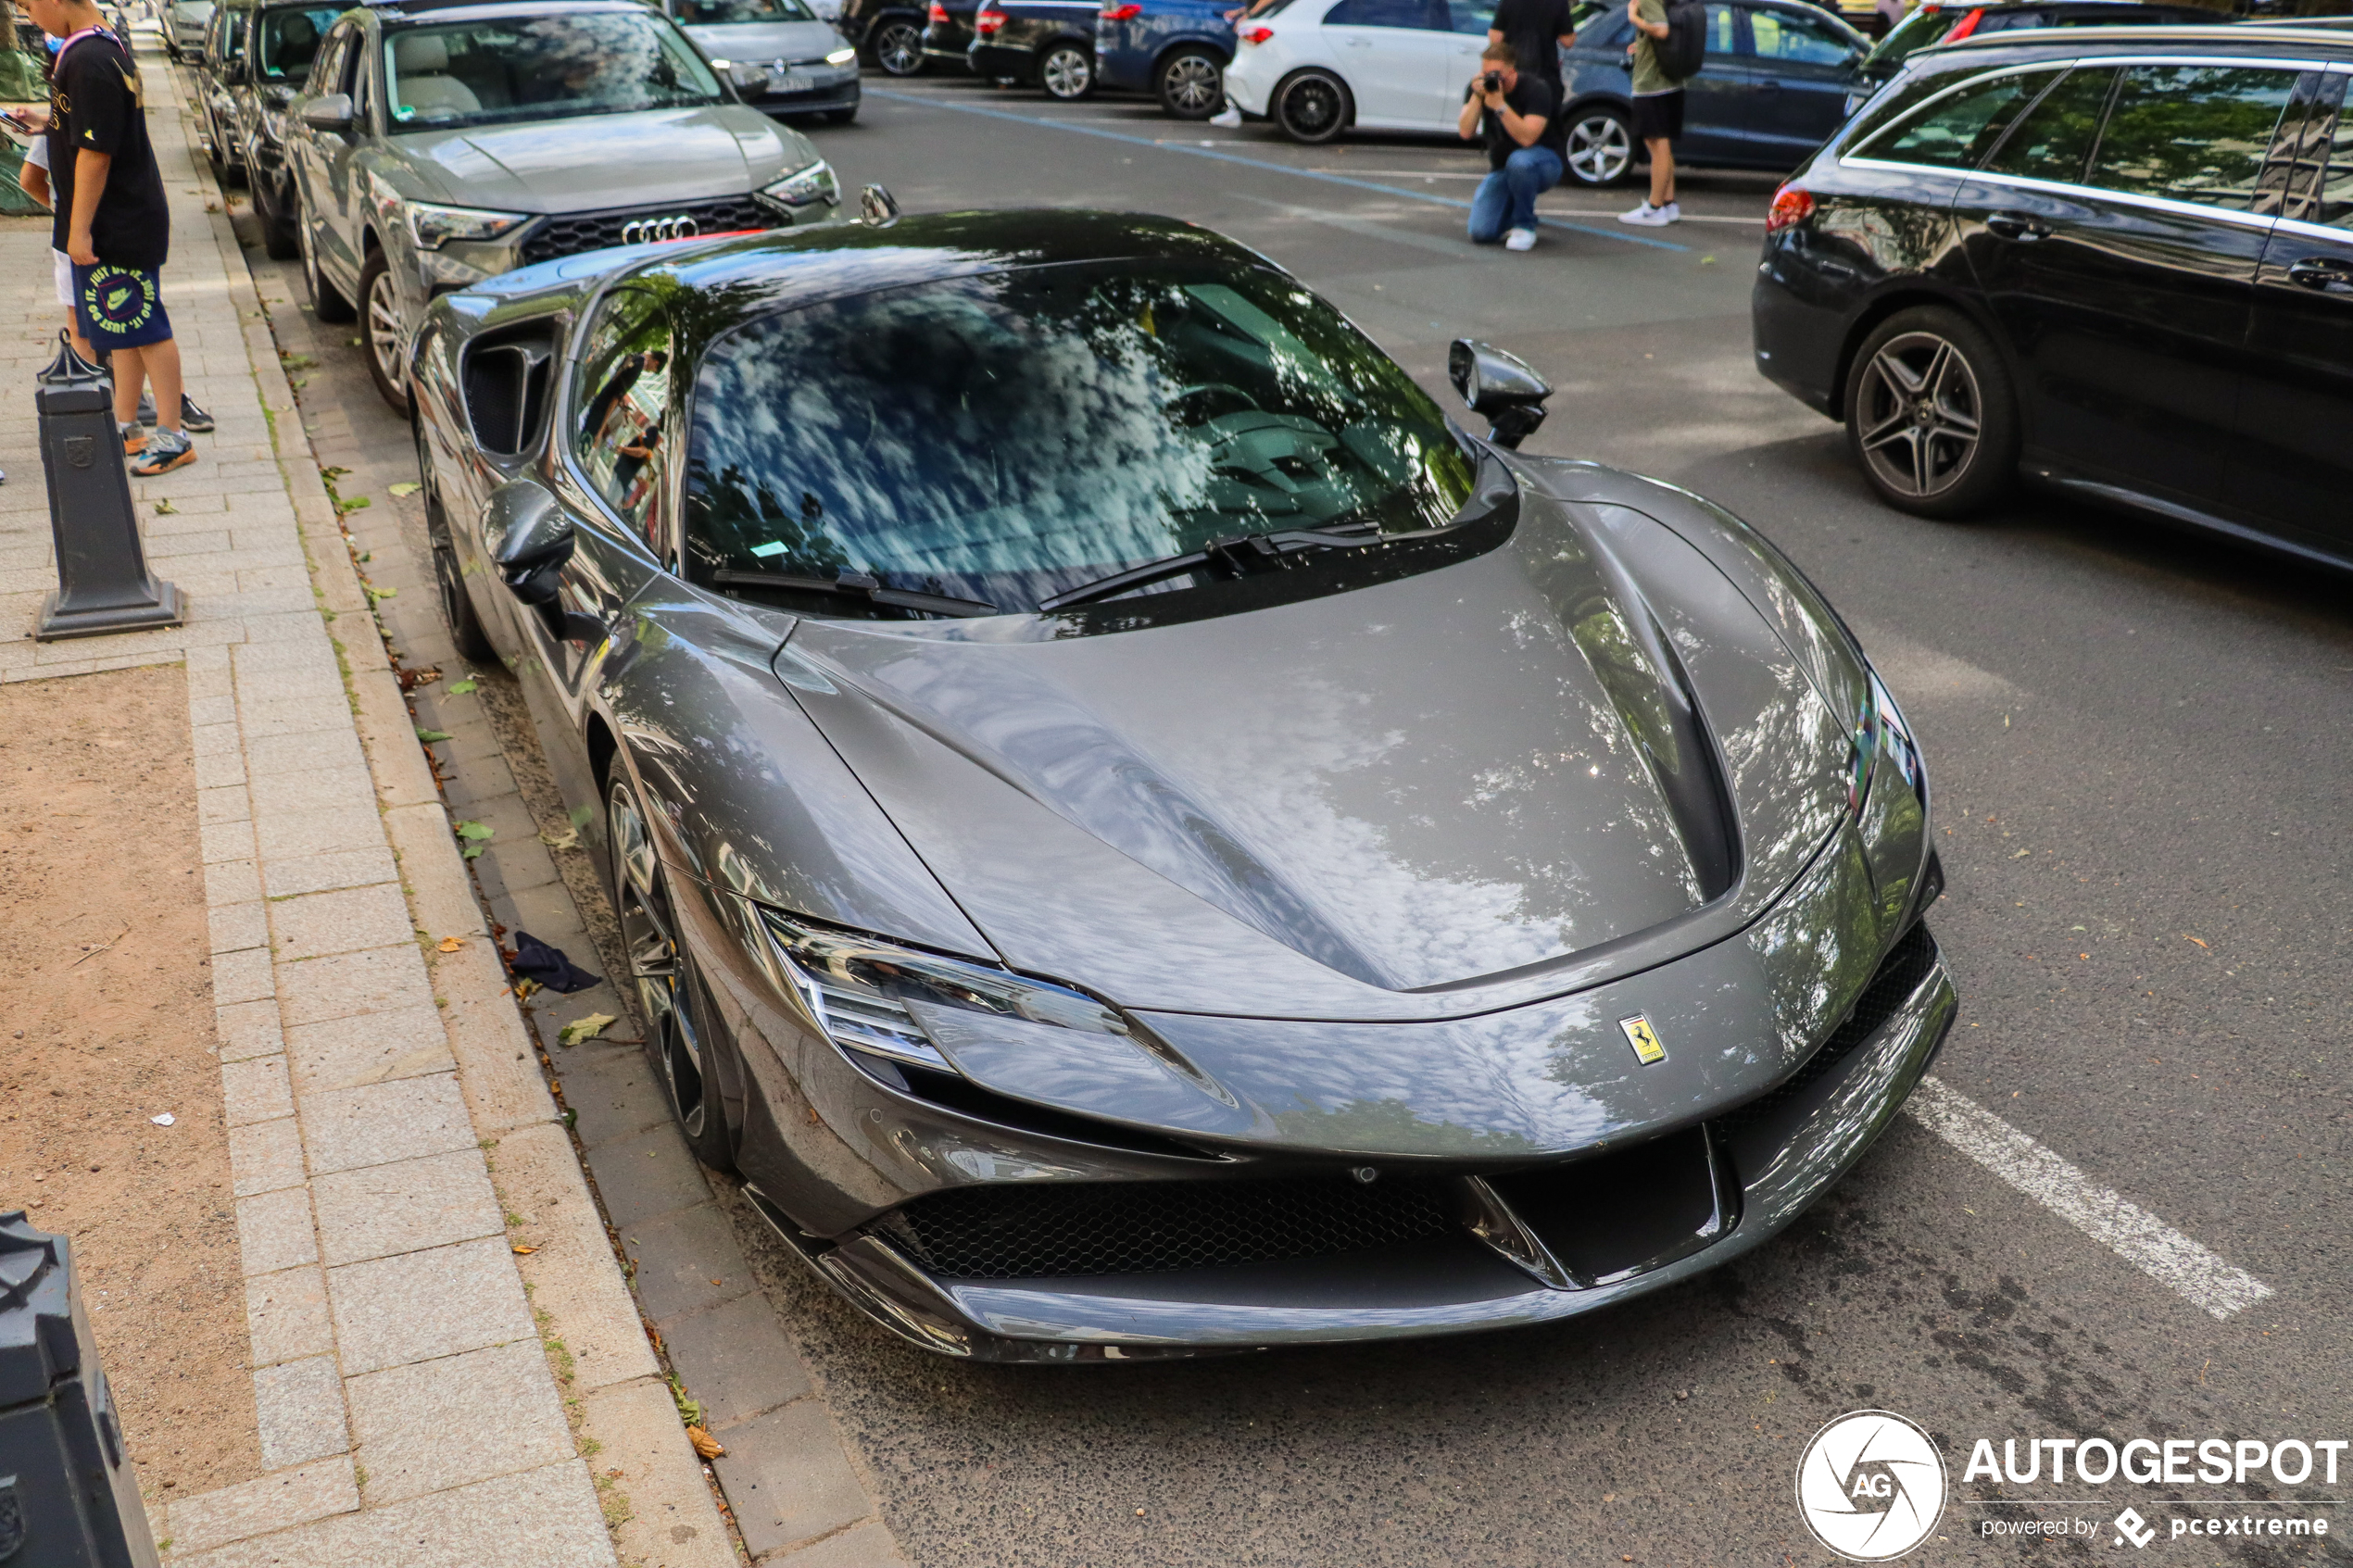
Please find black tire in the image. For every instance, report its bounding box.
[1038,40,1092,100]
[869,17,925,75]
[1562,103,1634,187]
[608,775,736,1173]
[253,171,301,260]
[1155,46,1222,119]
[358,248,410,416]
[1843,305,2019,520]
[301,217,355,323]
[1273,69,1348,144]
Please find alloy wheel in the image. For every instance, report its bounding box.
[1041,45,1092,99]
[1567,113,1631,185]
[875,19,923,74]
[1277,74,1344,141]
[1854,331,1984,501]
[1161,52,1220,116]
[609,781,711,1140]
[365,270,403,394]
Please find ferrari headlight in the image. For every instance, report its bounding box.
[758,910,1131,1075]
[406,201,530,251]
[761,158,838,208]
[824,44,857,64]
[1849,670,1922,819]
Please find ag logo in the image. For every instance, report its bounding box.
[1795,1410,1946,1562]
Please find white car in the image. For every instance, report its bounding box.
[1220,0,1504,144]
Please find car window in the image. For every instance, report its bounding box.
[1982,65,2111,184]
[1705,3,1738,55]
[384,13,724,131]
[258,6,340,80]
[1746,6,1852,65]
[1443,0,1498,36]
[1324,0,1451,28]
[306,23,353,95]
[1570,0,1631,46]
[2089,64,2297,212]
[2303,89,2353,227]
[1856,67,2057,169]
[675,0,818,21]
[685,261,1478,618]
[574,291,675,551]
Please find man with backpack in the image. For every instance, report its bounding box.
[1620,0,1701,226]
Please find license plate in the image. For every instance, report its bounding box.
[774,71,813,94]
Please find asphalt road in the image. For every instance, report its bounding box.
[246,72,2349,1567]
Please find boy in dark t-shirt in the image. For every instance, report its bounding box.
[29,0,197,472]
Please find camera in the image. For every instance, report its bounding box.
[1481,69,1504,94]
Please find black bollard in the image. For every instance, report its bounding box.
[32,382,184,642]
[0,1213,162,1568]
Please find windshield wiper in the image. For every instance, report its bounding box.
[711,569,998,619]
[1036,523,1383,613]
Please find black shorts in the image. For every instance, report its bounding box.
[1632,90,1684,143]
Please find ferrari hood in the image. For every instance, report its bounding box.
[777,478,1855,1021]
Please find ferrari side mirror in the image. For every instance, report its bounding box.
[486,480,573,607]
[1447,338,1551,449]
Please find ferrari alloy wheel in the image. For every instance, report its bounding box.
[1844,306,2017,518]
[1565,107,1633,186]
[609,778,734,1170]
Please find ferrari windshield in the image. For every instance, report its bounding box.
[685,261,1478,616]
[383,14,723,131]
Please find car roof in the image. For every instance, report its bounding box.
[1930,18,2353,53]
[368,0,653,22]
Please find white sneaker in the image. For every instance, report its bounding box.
[1208,107,1242,129]
[1504,227,1537,252]
[1619,200,1680,227]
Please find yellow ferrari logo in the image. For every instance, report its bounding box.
[1619,1014,1666,1066]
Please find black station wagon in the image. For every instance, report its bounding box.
[1752,25,2353,569]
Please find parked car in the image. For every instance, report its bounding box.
[1095,0,1233,118]
[409,204,1951,1361]
[919,0,980,70]
[195,0,249,184]
[1220,0,1500,144]
[654,0,862,123]
[1846,0,2233,115]
[163,0,215,58]
[1754,23,2353,563]
[837,0,930,72]
[284,0,839,413]
[968,0,1097,96]
[1557,0,1870,183]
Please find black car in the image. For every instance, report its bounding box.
[838,0,930,71]
[195,0,350,257]
[1753,23,2353,566]
[919,0,979,69]
[968,0,1096,96]
[1846,0,2245,115]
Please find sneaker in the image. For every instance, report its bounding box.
[120,420,146,456]
[1504,226,1537,251]
[1618,200,1680,227]
[136,391,157,425]
[1208,107,1242,129]
[129,428,196,476]
[180,395,215,433]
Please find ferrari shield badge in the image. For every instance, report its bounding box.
[1619,1014,1667,1066]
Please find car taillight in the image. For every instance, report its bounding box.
[926,2,948,19]
[1941,6,1982,41]
[1101,2,1140,17]
[1765,183,1813,233]
[975,5,1004,31]
[1239,23,1272,42]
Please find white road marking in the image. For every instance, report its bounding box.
[1904,1076,2273,1320]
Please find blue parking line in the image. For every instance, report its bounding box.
[863,87,1690,253]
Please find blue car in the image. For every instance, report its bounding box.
[1095,0,1233,118]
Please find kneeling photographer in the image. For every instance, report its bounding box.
[1457,41,1564,254]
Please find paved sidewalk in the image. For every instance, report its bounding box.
[1,40,724,1568]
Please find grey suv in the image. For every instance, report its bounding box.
[286,0,840,411]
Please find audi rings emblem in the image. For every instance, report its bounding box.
[622,214,700,245]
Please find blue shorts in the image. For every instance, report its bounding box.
[72,262,175,350]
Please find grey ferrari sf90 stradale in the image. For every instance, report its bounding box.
[408,207,1953,1361]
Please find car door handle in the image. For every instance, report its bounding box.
[2285,257,2353,295]
[1985,210,2052,241]
[1343,34,1369,44]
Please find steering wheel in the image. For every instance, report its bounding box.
[1169,383,1261,424]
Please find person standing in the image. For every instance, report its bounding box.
[1458,39,1563,252]
[1488,0,1575,96]
[1620,0,1681,226]
[27,0,197,472]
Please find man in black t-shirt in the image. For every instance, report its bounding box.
[1456,40,1564,251]
[30,0,196,473]
[1486,0,1575,93]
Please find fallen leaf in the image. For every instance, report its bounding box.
[2185,935,2208,948]
[445,678,479,696]
[387,481,422,497]
[416,727,452,743]
[154,497,178,515]
[559,1012,618,1047]
[453,821,495,841]
[437,937,466,953]
[515,977,542,1002]
[512,1244,537,1255]
[539,828,579,850]
[364,584,396,601]
[686,1426,724,1460]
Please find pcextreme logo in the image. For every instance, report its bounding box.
[1796,1410,1948,1562]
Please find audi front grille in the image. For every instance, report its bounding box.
[517,196,776,267]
